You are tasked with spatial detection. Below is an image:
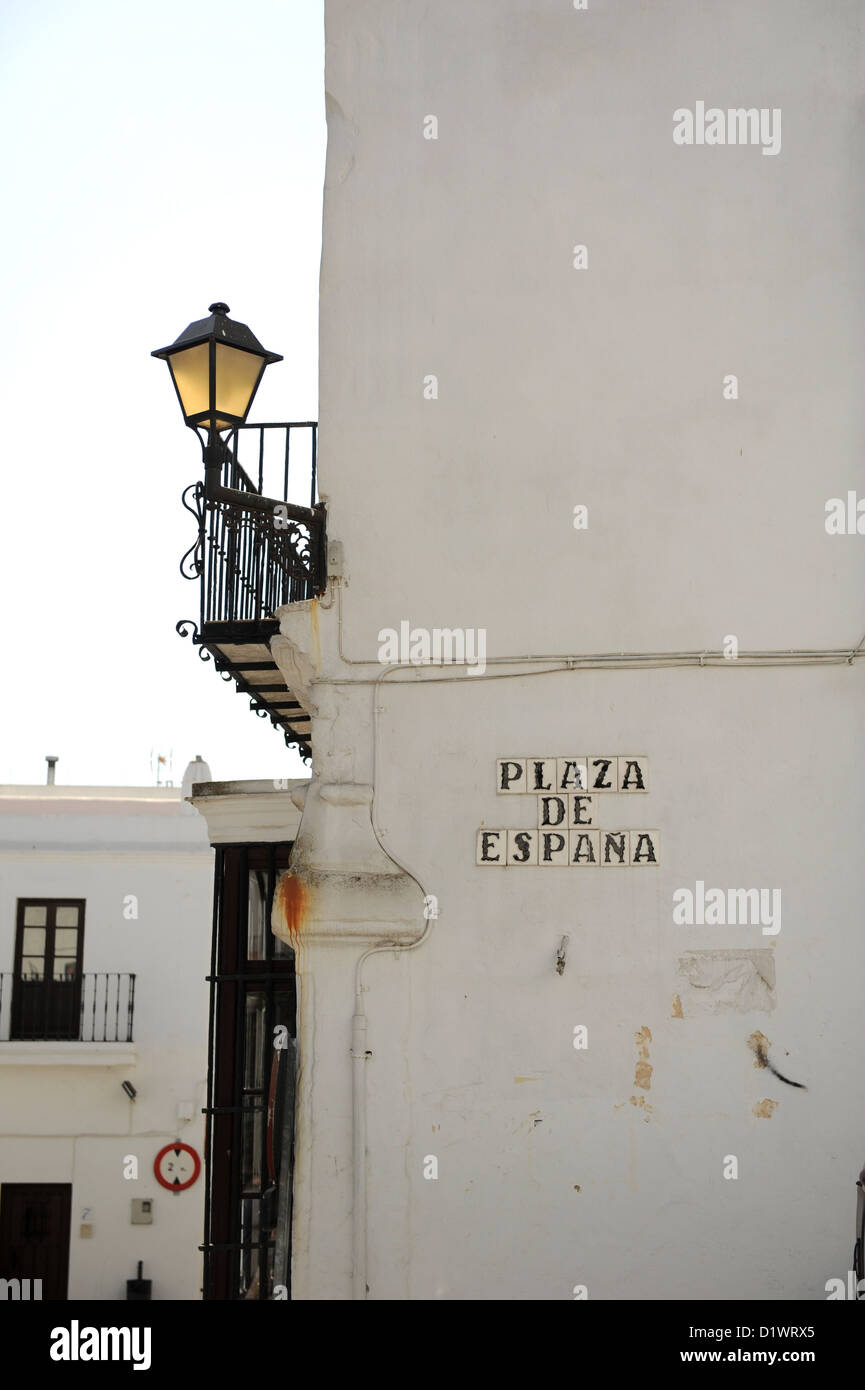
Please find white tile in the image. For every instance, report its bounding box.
[496,758,527,794]
[587,756,618,792]
[507,829,538,865]
[630,830,660,865]
[526,757,557,793]
[569,794,595,826]
[539,830,569,865]
[600,830,629,866]
[556,757,588,792]
[618,757,649,793]
[537,794,568,828]
[569,829,600,865]
[476,829,506,865]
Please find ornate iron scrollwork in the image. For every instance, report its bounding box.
[279,521,312,572]
[281,728,312,763]
[176,619,212,661]
[179,481,206,580]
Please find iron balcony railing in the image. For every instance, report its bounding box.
[179,422,326,631]
[0,972,136,1043]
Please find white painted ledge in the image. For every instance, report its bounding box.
[190,781,306,843]
[0,1043,138,1067]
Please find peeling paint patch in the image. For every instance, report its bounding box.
[629,1094,653,1115]
[633,1025,653,1091]
[616,1028,655,1120]
[677,950,775,1014]
[753,1098,778,1119]
[747,1030,807,1089]
[748,1030,771,1068]
[671,993,683,1019]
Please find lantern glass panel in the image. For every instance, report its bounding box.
[215,342,264,424]
[168,343,210,422]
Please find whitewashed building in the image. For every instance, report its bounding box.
[167,0,865,1300]
[0,772,213,1300]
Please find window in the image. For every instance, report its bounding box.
[11,900,85,1040]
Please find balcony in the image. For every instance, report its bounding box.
[177,423,326,760]
[0,972,135,1043]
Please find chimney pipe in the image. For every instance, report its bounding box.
[45,756,58,786]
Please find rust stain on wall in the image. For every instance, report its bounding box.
[753,1098,778,1119]
[671,994,683,1019]
[633,1025,653,1091]
[275,871,309,950]
[309,597,321,669]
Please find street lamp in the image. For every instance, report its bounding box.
[152,302,282,434]
[153,302,284,510]
[158,300,326,730]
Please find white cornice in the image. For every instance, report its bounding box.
[189,784,306,844]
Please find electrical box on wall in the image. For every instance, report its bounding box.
[131,1198,153,1225]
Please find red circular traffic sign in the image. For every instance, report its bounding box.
[154,1142,201,1193]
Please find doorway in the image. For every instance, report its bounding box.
[0,1183,71,1300]
[203,844,297,1299]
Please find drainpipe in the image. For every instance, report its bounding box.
[45,756,58,785]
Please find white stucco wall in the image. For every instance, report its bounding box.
[320,0,865,656]
[0,787,213,1300]
[273,0,865,1300]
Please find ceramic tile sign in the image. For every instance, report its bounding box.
[478,757,659,866]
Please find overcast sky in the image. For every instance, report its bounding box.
[0,0,325,788]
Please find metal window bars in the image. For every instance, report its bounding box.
[0,972,136,1043]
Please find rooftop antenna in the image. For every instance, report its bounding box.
[150,749,174,787]
[45,756,58,786]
